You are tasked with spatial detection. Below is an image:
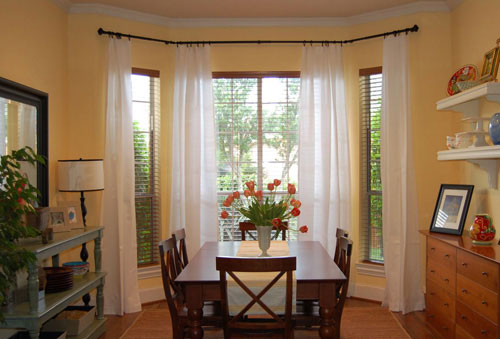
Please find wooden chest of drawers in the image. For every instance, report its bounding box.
[421,230,500,338]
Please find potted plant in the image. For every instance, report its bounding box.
[220,179,308,256]
[0,146,45,321]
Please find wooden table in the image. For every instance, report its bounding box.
[175,241,346,338]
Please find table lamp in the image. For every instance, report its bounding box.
[58,159,104,226]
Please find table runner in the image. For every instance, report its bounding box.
[228,241,296,315]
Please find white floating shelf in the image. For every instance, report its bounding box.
[436,82,500,116]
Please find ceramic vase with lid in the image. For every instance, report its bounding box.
[469,214,496,245]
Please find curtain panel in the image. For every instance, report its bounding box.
[101,37,142,315]
[170,46,218,256]
[381,34,425,314]
[298,45,352,258]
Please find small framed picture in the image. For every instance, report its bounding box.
[430,184,474,235]
[45,207,71,233]
[480,46,500,81]
[58,201,84,229]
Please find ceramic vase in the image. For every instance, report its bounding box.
[469,214,496,245]
[489,113,500,145]
[256,226,272,257]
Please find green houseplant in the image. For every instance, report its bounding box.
[0,146,44,320]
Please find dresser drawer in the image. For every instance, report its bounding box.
[427,280,455,319]
[456,300,497,339]
[457,249,499,292]
[428,237,456,275]
[457,274,498,324]
[456,325,475,339]
[428,259,456,292]
[427,302,455,338]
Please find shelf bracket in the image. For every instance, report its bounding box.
[469,159,499,189]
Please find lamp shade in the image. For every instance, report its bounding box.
[58,159,104,192]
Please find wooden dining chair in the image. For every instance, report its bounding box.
[333,227,349,266]
[159,238,222,339]
[172,228,189,272]
[216,256,296,338]
[239,221,287,241]
[294,236,353,338]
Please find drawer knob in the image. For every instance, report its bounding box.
[428,314,435,319]
[430,247,436,251]
[482,271,488,276]
[430,292,435,296]
[482,300,488,306]
[443,303,449,307]
[461,288,468,293]
[442,326,448,330]
[444,278,449,282]
[430,270,435,273]
[462,262,468,267]
[481,330,488,335]
[461,315,466,320]
[444,254,450,258]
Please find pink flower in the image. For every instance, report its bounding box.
[288,183,296,194]
[246,181,255,191]
[272,218,281,227]
[299,225,308,233]
[273,179,281,187]
[267,183,275,191]
[291,207,300,217]
[221,211,229,219]
[233,191,240,199]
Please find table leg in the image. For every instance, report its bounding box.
[186,284,204,338]
[318,282,336,338]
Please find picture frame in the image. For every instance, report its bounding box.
[43,207,71,233]
[480,46,500,82]
[430,184,474,235]
[58,201,84,229]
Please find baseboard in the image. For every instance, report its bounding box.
[139,286,165,304]
[349,283,385,302]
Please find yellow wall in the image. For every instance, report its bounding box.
[5,0,496,300]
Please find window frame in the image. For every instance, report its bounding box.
[131,67,161,269]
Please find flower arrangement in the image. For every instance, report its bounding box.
[220,179,308,237]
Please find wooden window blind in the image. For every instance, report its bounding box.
[132,68,161,266]
[359,66,384,263]
[213,72,300,241]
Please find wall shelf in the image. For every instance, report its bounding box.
[436,82,500,189]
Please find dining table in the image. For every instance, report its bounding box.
[175,240,346,338]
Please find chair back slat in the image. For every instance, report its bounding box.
[334,227,348,266]
[172,228,189,272]
[239,221,287,241]
[335,236,353,322]
[216,256,296,338]
[159,238,184,324]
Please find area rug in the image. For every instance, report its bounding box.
[120,306,410,338]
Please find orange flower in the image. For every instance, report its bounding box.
[288,183,296,194]
[222,199,231,207]
[233,191,240,199]
[246,181,255,191]
[226,194,234,203]
[292,199,302,208]
[290,198,296,205]
[291,207,300,217]
[272,218,281,227]
[273,179,281,187]
[221,211,229,219]
[244,190,251,197]
[299,225,308,233]
[267,183,275,191]
[255,190,263,200]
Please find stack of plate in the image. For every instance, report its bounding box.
[44,267,73,293]
[62,261,89,276]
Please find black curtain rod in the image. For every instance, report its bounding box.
[97,24,418,46]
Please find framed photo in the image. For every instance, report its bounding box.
[44,207,71,233]
[480,46,500,81]
[430,184,474,235]
[58,201,84,229]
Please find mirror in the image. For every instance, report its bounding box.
[0,77,48,206]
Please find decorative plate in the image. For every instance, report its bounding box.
[447,64,478,96]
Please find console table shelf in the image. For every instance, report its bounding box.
[0,227,106,339]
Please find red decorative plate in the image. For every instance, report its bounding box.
[447,64,478,96]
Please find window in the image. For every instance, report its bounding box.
[132,68,161,266]
[213,72,300,241]
[359,67,383,263]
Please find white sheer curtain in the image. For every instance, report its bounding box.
[0,98,6,155]
[101,37,142,315]
[298,46,351,258]
[170,46,217,256]
[381,34,424,314]
[18,104,37,180]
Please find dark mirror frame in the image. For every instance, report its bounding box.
[0,77,48,206]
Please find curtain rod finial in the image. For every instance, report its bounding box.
[97,28,104,35]
[412,24,419,32]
